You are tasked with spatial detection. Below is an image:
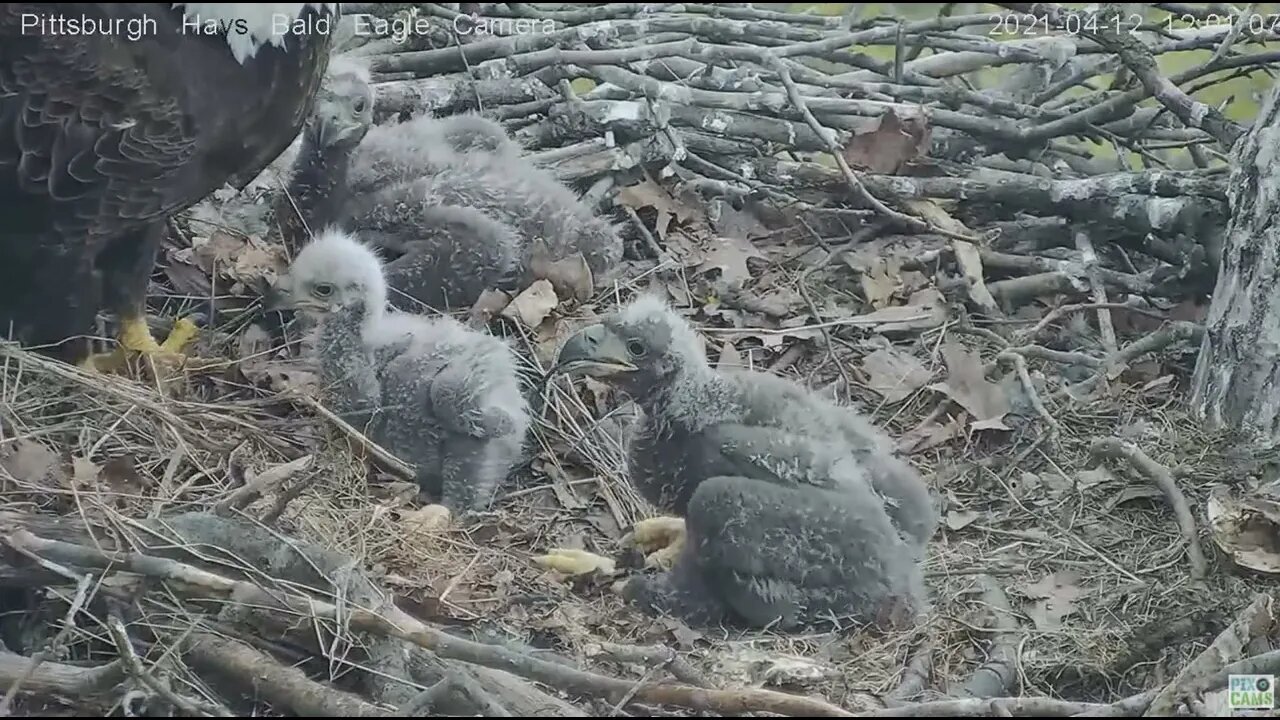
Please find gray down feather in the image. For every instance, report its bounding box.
[279,228,532,512]
[555,295,938,630]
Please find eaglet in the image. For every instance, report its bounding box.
[544,295,937,630]
[275,227,532,513]
[283,62,623,310]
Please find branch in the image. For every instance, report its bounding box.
[1088,438,1208,581]
[3,530,856,717]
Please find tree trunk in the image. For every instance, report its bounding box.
[1190,81,1280,444]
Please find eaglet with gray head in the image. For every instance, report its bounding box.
[283,59,623,310]
[275,227,532,514]
[543,295,937,630]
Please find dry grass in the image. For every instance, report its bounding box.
[0,244,1268,716]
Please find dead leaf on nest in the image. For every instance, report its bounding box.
[930,341,1011,432]
[529,245,594,303]
[1075,467,1113,491]
[698,236,766,286]
[501,279,559,329]
[898,412,965,454]
[470,289,512,327]
[1207,485,1280,574]
[710,645,841,688]
[717,340,745,371]
[402,504,453,541]
[1103,485,1164,512]
[191,230,284,289]
[944,509,979,531]
[615,179,692,240]
[0,438,61,486]
[70,457,99,490]
[861,345,932,404]
[858,258,899,309]
[1023,571,1084,629]
[855,288,948,334]
[842,108,931,175]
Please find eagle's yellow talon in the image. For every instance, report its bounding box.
[533,548,618,576]
[159,316,199,354]
[629,515,686,550]
[118,315,163,354]
[626,516,686,571]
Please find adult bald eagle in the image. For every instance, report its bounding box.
[0,3,337,367]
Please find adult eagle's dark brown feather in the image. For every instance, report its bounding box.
[0,3,335,363]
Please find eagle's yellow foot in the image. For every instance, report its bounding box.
[79,316,201,376]
[626,516,687,570]
[534,548,617,576]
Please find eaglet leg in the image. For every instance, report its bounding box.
[627,473,928,631]
[80,223,203,375]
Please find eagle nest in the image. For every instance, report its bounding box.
[2,4,1280,717]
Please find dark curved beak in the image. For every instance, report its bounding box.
[552,324,637,377]
[313,109,366,149]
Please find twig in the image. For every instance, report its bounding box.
[1089,438,1208,581]
[105,613,232,717]
[593,642,714,689]
[183,632,394,717]
[400,667,512,717]
[885,636,933,704]
[1072,232,1117,357]
[996,352,1062,438]
[0,573,94,716]
[854,695,1141,717]
[297,395,416,480]
[960,575,1021,699]
[1144,594,1275,716]
[1021,302,1166,342]
[214,454,314,515]
[762,54,972,241]
[5,530,856,717]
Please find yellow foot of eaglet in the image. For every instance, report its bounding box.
[626,515,686,569]
[534,548,618,576]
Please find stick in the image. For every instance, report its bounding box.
[184,632,395,717]
[960,575,1021,699]
[104,614,233,717]
[996,352,1063,439]
[3,531,855,717]
[1143,594,1275,717]
[1089,439,1208,581]
[0,574,94,715]
[214,454,314,515]
[592,642,714,689]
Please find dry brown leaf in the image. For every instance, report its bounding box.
[1207,485,1280,574]
[0,438,61,486]
[859,258,899,309]
[469,289,512,327]
[944,509,979,531]
[501,279,559,329]
[1103,485,1164,512]
[861,345,932,404]
[898,412,965,454]
[616,179,690,240]
[842,108,931,175]
[698,236,766,286]
[403,504,453,539]
[529,245,594,303]
[1075,467,1113,491]
[930,341,1011,431]
[717,341,744,371]
[1023,571,1083,629]
[856,288,947,334]
[71,456,100,490]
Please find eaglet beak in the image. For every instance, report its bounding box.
[314,109,365,149]
[553,324,637,377]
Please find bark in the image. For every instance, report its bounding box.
[1190,79,1280,444]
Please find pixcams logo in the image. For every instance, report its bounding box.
[1228,674,1275,710]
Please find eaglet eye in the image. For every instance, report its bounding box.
[312,282,335,299]
[626,338,647,358]
[353,98,366,113]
